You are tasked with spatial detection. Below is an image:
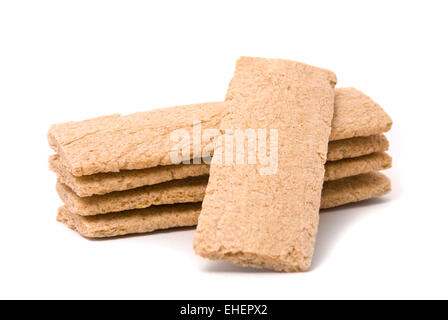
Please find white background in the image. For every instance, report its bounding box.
[0,0,447,300]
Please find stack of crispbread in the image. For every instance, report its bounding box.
[194,58,391,271]
[48,87,392,239]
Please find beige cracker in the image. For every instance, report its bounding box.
[48,89,391,178]
[50,154,210,197]
[325,152,391,181]
[56,148,390,217]
[50,134,389,197]
[48,102,227,176]
[56,175,208,216]
[330,87,392,140]
[57,172,390,238]
[57,202,202,238]
[327,134,388,161]
[321,172,391,209]
[194,57,337,272]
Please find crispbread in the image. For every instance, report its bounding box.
[48,102,227,176]
[48,88,391,178]
[325,152,391,181]
[194,57,337,272]
[321,172,391,209]
[330,88,392,140]
[327,134,389,161]
[56,175,208,216]
[57,172,391,238]
[50,154,210,197]
[57,203,202,238]
[56,151,390,216]
[50,134,389,197]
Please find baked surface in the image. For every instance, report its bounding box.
[48,102,227,176]
[330,88,393,140]
[57,202,202,238]
[57,172,391,238]
[47,88,391,177]
[325,152,391,181]
[194,57,337,272]
[327,134,389,161]
[55,152,390,215]
[321,172,391,209]
[56,175,209,216]
[50,154,210,197]
[50,135,389,197]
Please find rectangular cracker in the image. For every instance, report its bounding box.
[48,102,227,176]
[48,88,391,178]
[49,154,210,197]
[57,202,202,238]
[56,152,390,216]
[327,134,389,161]
[50,134,389,197]
[330,87,392,140]
[58,172,391,238]
[325,152,391,181]
[194,57,337,272]
[321,172,391,209]
[56,175,208,216]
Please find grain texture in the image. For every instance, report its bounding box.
[57,203,202,238]
[321,172,391,209]
[48,88,391,177]
[48,102,227,176]
[57,173,391,238]
[325,152,391,181]
[50,154,210,197]
[194,57,337,272]
[49,135,388,197]
[327,134,389,161]
[330,88,392,140]
[56,175,208,216]
[55,152,389,217]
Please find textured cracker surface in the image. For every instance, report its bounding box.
[48,102,227,176]
[327,134,389,161]
[47,88,391,178]
[50,154,210,197]
[330,88,392,140]
[49,135,388,197]
[57,203,202,238]
[56,153,388,217]
[194,57,337,272]
[325,152,391,181]
[57,173,391,238]
[321,172,391,209]
[56,175,208,216]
